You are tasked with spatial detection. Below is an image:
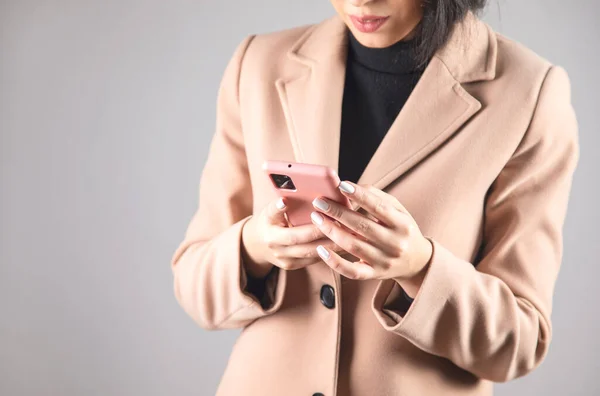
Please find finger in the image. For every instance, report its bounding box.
[315,245,377,280]
[338,182,406,226]
[364,186,418,235]
[265,197,289,226]
[265,223,324,247]
[272,238,343,259]
[310,211,383,264]
[312,197,393,248]
[274,256,323,271]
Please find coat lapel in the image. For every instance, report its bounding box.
[277,12,497,189]
[356,56,481,189]
[358,12,497,189]
[275,18,348,172]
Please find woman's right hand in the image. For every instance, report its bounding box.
[241,197,341,279]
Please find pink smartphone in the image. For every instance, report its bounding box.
[262,160,351,226]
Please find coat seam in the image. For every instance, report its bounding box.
[214,302,256,328]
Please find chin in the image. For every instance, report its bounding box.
[350,31,395,49]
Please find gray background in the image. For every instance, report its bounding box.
[1,0,598,395]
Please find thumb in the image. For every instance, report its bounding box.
[265,197,288,226]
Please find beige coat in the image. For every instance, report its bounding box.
[171,12,579,396]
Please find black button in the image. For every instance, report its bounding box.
[320,284,335,309]
[313,393,325,396]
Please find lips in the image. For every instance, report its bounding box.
[349,15,389,33]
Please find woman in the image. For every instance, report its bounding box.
[171,0,579,395]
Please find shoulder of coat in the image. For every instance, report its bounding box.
[492,31,554,83]
[239,21,319,77]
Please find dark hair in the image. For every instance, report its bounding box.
[413,0,489,68]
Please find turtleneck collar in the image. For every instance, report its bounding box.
[347,30,423,75]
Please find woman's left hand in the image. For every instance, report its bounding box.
[310,181,433,297]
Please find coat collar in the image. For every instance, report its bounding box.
[289,11,497,83]
[275,12,497,189]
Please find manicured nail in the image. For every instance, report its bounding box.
[316,245,330,260]
[339,181,355,194]
[276,198,286,210]
[312,198,330,211]
[311,212,324,225]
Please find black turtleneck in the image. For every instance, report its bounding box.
[338,31,427,184]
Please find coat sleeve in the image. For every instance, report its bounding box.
[371,65,580,382]
[171,35,287,330]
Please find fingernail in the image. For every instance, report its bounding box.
[312,198,329,211]
[276,198,286,210]
[339,181,355,194]
[316,245,330,260]
[311,212,324,225]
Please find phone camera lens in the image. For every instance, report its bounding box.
[270,173,296,190]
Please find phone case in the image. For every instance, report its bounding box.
[262,160,351,226]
